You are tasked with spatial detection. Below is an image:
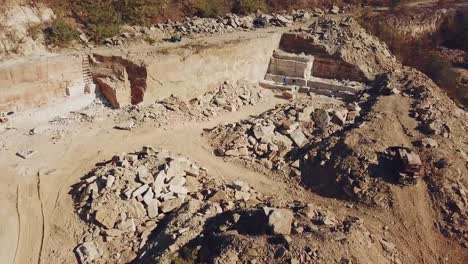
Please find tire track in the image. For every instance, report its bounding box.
[13,185,20,264]
[36,171,45,264]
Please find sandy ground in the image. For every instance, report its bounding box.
[0,90,466,263]
[0,95,289,264]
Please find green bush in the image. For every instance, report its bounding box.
[71,0,121,41]
[116,0,169,25]
[234,0,268,14]
[193,0,230,17]
[27,23,43,41]
[44,18,79,46]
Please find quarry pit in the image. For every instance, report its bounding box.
[0,2,467,264]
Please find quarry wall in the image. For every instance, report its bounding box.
[0,55,86,112]
[141,32,282,103]
[0,31,282,112]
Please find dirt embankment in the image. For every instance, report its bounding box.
[358,5,468,107]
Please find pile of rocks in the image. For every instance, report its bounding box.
[202,202,397,264]
[114,96,195,131]
[190,81,272,117]
[73,146,209,263]
[71,145,301,262]
[291,17,398,81]
[101,8,332,47]
[206,98,362,175]
[113,81,274,131]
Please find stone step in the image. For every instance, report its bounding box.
[308,77,366,95]
[260,80,360,101]
[265,73,306,86]
[272,49,313,63]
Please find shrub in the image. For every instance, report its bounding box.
[71,0,121,42]
[27,23,43,41]
[193,0,230,17]
[233,0,268,14]
[115,0,169,25]
[44,18,79,46]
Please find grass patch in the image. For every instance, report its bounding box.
[233,0,268,14]
[193,0,231,17]
[27,23,43,41]
[44,18,79,46]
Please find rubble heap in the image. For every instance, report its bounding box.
[190,80,273,117]
[113,80,273,131]
[72,145,310,263]
[194,203,398,264]
[284,17,399,81]
[114,95,194,130]
[101,8,336,47]
[73,146,210,263]
[206,97,363,176]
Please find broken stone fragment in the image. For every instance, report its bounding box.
[232,180,250,191]
[118,218,136,232]
[95,208,117,229]
[126,199,146,218]
[146,199,159,218]
[142,188,154,206]
[224,149,240,156]
[380,239,396,253]
[346,111,359,122]
[106,175,115,189]
[160,198,183,213]
[168,185,188,195]
[289,129,308,148]
[124,154,138,162]
[280,120,300,135]
[115,120,135,130]
[184,165,200,177]
[132,184,149,198]
[168,175,186,187]
[253,124,275,141]
[332,109,348,126]
[75,241,100,264]
[264,207,294,235]
[234,190,251,201]
[185,176,201,193]
[137,165,153,184]
[165,160,188,178]
[420,138,438,148]
[313,109,330,129]
[238,146,249,156]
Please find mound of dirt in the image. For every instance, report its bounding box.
[282,17,399,81]
[386,68,468,247]
[303,66,468,246]
[188,203,399,264]
[189,80,273,118]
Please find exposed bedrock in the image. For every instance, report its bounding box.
[91,55,148,109]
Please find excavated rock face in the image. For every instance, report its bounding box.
[279,17,399,82]
[90,54,148,108]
